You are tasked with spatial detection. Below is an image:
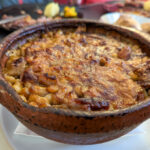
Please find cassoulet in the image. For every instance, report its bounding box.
[3,26,150,111]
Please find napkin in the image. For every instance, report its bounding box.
[14,122,43,138]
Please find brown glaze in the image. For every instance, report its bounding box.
[0,19,150,145]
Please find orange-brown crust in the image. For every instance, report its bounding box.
[3,27,150,111]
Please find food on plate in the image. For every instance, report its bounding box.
[115,15,141,30]
[0,14,60,30]
[3,25,150,111]
[141,22,150,34]
[0,15,36,30]
[112,14,150,34]
[44,2,60,18]
[125,0,143,8]
[63,6,78,18]
[118,0,150,18]
[0,3,79,30]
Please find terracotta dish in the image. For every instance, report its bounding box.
[0,19,150,145]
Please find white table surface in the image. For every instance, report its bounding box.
[0,124,12,150]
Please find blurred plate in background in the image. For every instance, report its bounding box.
[100,12,150,24]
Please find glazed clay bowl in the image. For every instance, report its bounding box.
[0,19,150,145]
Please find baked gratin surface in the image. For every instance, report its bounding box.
[3,26,150,111]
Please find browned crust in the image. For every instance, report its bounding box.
[0,19,150,144]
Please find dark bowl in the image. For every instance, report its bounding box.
[0,19,150,145]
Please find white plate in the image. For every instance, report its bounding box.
[1,105,150,150]
[100,12,150,24]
